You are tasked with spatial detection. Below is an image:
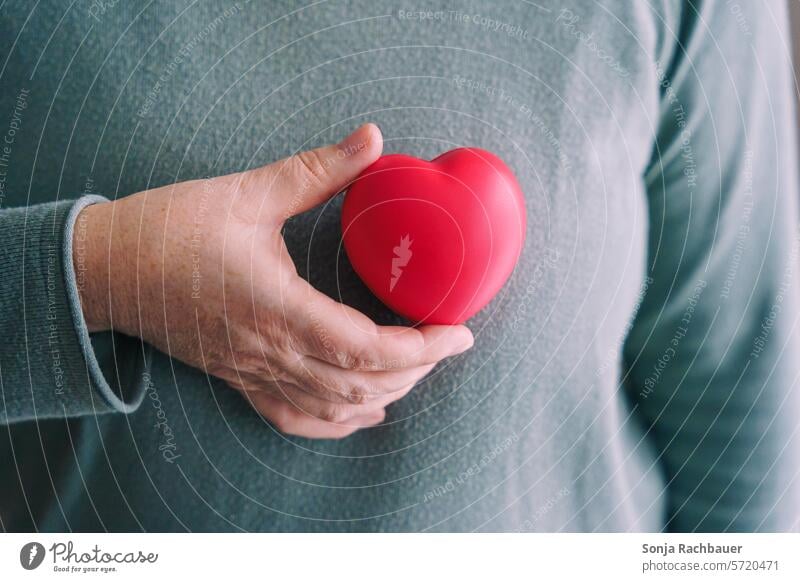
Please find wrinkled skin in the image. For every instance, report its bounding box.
[75,124,473,439]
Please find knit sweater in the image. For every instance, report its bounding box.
[1,0,799,532]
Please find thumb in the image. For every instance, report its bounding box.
[255,123,383,222]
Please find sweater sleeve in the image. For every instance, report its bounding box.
[623,0,800,532]
[0,195,150,424]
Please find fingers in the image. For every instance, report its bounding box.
[228,342,435,439]
[271,380,412,423]
[294,357,436,404]
[292,280,474,370]
[249,123,383,222]
[245,391,387,440]
[233,371,416,420]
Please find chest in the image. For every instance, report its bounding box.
[7,0,660,465]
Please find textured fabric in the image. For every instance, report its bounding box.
[0,196,148,422]
[0,0,798,532]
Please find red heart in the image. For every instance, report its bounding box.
[341,148,526,324]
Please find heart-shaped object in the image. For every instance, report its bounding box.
[341,148,526,324]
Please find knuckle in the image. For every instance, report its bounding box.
[295,150,328,185]
[332,350,355,369]
[319,404,349,423]
[345,383,373,405]
[317,406,337,423]
[347,393,369,405]
[343,345,381,371]
[339,326,384,371]
[314,376,349,401]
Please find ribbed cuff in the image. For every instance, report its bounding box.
[0,197,150,423]
[62,195,151,414]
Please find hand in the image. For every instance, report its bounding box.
[74,124,473,439]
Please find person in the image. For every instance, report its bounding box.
[1,0,798,532]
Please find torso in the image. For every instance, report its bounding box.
[1,0,666,531]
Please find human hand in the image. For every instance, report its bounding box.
[75,124,473,439]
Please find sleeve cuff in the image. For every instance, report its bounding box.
[61,195,151,415]
[1,197,151,422]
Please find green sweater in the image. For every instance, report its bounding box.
[1,0,798,532]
